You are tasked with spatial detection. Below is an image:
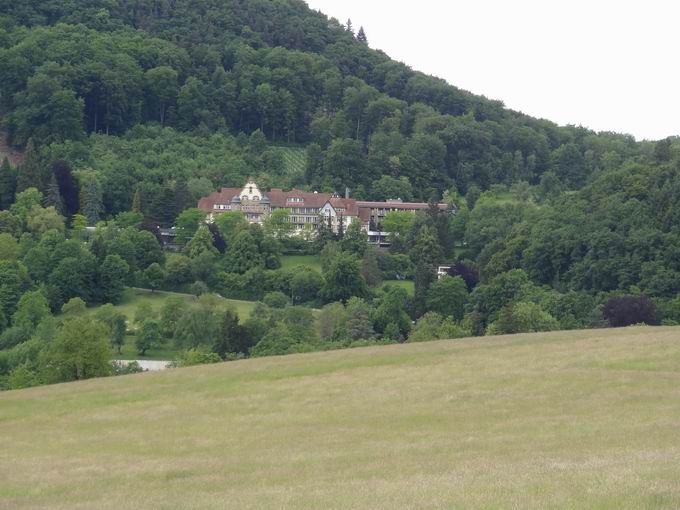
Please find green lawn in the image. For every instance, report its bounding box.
[91,288,258,322]
[381,279,415,296]
[3,326,680,508]
[280,254,322,272]
[113,334,180,361]
[86,289,258,361]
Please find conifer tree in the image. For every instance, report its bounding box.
[174,180,193,213]
[186,224,218,258]
[0,158,17,210]
[148,185,177,228]
[357,26,368,44]
[44,175,65,215]
[315,215,336,251]
[346,19,354,35]
[337,214,345,239]
[52,160,79,216]
[16,139,41,193]
[83,179,103,226]
[131,187,142,213]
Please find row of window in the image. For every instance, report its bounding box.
[290,216,319,224]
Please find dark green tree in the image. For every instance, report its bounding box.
[136,319,162,356]
[213,308,249,357]
[357,26,368,44]
[52,160,79,216]
[186,224,218,259]
[426,276,468,320]
[143,263,165,292]
[99,254,129,304]
[0,158,17,209]
[321,251,368,303]
[16,139,41,193]
[44,175,65,215]
[82,178,103,226]
[144,66,178,127]
[341,220,367,256]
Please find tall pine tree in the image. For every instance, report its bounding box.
[174,180,193,213]
[52,160,79,216]
[148,185,177,228]
[357,26,368,44]
[16,139,41,193]
[82,178,103,226]
[44,175,65,215]
[346,19,354,35]
[0,158,17,210]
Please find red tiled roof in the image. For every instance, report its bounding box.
[328,197,359,216]
[266,188,333,208]
[197,188,241,211]
[358,207,371,223]
[198,186,336,211]
[197,184,447,219]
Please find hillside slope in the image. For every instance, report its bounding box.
[2,327,680,509]
[0,0,646,203]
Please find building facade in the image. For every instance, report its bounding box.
[197,179,452,239]
[197,179,359,234]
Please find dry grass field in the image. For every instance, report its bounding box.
[2,326,680,509]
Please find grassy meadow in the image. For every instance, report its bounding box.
[2,326,680,508]
[381,279,415,296]
[280,254,322,272]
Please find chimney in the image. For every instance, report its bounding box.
[345,186,350,199]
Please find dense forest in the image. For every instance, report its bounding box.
[0,0,678,390]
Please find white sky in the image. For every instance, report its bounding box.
[304,0,679,141]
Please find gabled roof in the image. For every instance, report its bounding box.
[197,186,336,211]
[197,188,241,210]
[327,197,359,216]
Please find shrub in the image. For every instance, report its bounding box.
[491,301,559,335]
[409,312,469,342]
[263,291,290,309]
[190,280,209,297]
[426,276,468,320]
[603,295,658,327]
[446,261,479,291]
[176,349,222,367]
[377,253,413,280]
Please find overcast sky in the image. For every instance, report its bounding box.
[304,0,679,141]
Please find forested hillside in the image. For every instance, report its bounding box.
[0,0,649,202]
[1,0,680,391]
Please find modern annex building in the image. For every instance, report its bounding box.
[197,179,452,243]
